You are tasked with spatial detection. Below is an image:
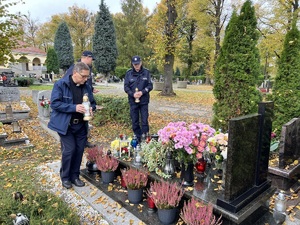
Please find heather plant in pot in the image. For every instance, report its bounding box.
[121,168,148,204]
[147,179,184,224]
[85,146,103,173]
[181,197,222,225]
[96,155,119,184]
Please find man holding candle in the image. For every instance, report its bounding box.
[124,56,153,142]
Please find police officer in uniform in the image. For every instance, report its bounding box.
[48,62,96,189]
[124,56,153,141]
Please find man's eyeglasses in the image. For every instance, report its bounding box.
[78,72,90,79]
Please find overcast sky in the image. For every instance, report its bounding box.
[9,0,158,23]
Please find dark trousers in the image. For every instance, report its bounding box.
[59,122,87,182]
[130,103,149,140]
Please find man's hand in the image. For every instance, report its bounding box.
[134,91,143,98]
[76,104,87,114]
[93,89,99,93]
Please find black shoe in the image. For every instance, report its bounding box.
[72,178,85,187]
[62,180,72,189]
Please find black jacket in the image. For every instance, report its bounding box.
[124,66,153,104]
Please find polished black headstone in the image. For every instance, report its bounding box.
[278,118,300,169]
[217,113,272,213]
[225,114,260,201]
[256,101,273,185]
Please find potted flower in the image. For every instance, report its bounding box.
[96,154,119,184]
[85,146,103,173]
[147,179,184,224]
[180,197,222,225]
[121,168,148,204]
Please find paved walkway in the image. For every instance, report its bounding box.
[94,82,213,120]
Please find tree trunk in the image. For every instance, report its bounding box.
[160,0,177,96]
[161,54,176,96]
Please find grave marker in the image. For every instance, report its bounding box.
[0,87,20,102]
[217,113,272,213]
[256,101,273,185]
[278,118,300,169]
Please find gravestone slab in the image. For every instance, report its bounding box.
[225,114,260,200]
[279,118,300,169]
[37,90,52,118]
[217,113,272,213]
[256,101,273,185]
[0,87,20,102]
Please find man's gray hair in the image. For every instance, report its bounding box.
[73,62,90,73]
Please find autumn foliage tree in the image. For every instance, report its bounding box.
[54,21,74,71]
[0,0,23,64]
[212,0,262,131]
[113,0,150,67]
[147,0,179,96]
[93,0,118,77]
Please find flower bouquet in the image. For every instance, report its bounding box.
[180,197,222,225]
[40,99,51,109]
[158,121,215,167]
[207,132,228,169]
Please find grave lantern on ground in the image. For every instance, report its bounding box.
[12,119,21,133]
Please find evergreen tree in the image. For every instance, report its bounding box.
[54,21,74,71]
[271,22,300,134]
[93,0,118,76]
[212,0,262,131]
[45,48,59,74]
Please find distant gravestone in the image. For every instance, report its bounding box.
[37,90,52,118]
[278,118,300,169]
[0,87,20,102]
[217,113,272,213]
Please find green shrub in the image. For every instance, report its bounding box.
[15,77,34,87]
[115,66,128,80]
[93,95,131,126]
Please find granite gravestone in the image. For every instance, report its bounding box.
[256,101,273,185]
[278,118,300,169]
[0,87,20,102]
[217,113,272,213]
[37,90,52,118]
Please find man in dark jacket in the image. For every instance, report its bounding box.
[124,56,153,141]
[65,50,99,94]
[65,50,99,147]
[48,62,96,189]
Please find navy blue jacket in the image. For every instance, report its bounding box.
[124,66,153,105]
[48,72,96,135]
